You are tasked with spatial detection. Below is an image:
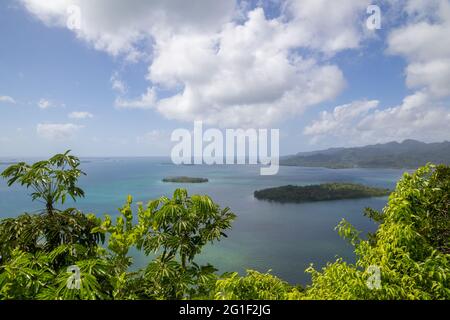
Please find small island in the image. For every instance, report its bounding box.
[254,183,391,203]
[162,176,209,183]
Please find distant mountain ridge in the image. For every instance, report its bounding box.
[281,140,450,169]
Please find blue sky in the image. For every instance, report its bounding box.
[1,0,449,157]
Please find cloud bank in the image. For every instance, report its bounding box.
[20,0,371,127]
[305,0,450,145]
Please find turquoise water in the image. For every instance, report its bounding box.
[0,157,406,285]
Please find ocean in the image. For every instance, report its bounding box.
[0,157,405,285]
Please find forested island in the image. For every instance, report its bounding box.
[281,140,450,169]
[162,176,209,183]
[254,183,391,203]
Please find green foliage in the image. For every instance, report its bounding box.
[213,270,303,300]
[302,164,450,300]
[1,150,85,213]
[0,210,103,264]
[0,154,449,300]
[91,189,235,299]
[138,189,235,268]
[0,152,100,259]
[0,154,236,300]
[0,246,110,300]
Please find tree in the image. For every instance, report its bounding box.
[92,189,236,299]
[0,152,102,265]
[1,150,85,214]
[213,270,303,300]
[138,189,235,269]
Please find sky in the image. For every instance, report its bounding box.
[0,0,449,157]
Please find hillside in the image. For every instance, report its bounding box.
[281,140,450,169]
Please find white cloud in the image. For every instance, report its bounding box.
[405,59,450,97]
[304,0,450,146]
[305,92,450,145]
[0,96,16,104]
[37,123,83,140]
[387,0,450,97]
[20,0,372,127]
[282,0,371,54]
[144,7,349,126]
[68,111,93,119]
[115,88,157,110]
[38,98,53,109]
[304,100,379,137]
[110,72,127,94]
[19,0,236,60]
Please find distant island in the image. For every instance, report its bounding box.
[254,183,391,203]
[281,140,450,169]
[162,176,209,183]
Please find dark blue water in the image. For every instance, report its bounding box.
[0,157,405,285]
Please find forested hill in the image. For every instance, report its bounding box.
[281,140,450,169]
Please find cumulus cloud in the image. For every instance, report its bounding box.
[68,111,93,119]
[19,0,236,60]
[37,123,83,140]
[304,0,450,146]
[282,0,370,54]
[0,95,16,104]
[149,8,348,126]
[115,88,157,110]
[304,100,379,138]
[110,72,127,94]
[38,99,54,109]
[357,92,450,142]
[387,0,450,97]
[305,92,450,145]
[19,0,372,127]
